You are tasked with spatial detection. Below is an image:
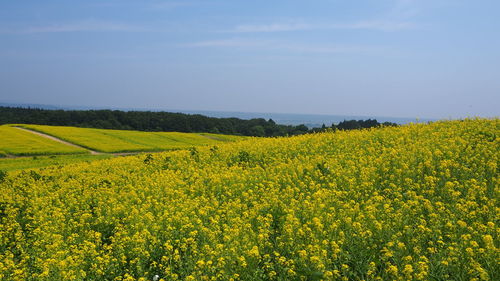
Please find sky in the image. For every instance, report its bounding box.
[0,0,499,119]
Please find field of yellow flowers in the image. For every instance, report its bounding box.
[18,125,247,153]
[0,125,87,156]
[0,119,498,281]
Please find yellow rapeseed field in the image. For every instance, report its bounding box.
[0,119,498,280]
[0,125,87,156]
[19,125,247,153]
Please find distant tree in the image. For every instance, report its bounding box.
[337,120,361,130]
[0,106,397,137]
[382,121,398,127]
[249,125,266,137]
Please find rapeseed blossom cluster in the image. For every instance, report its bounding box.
[0,119,498,280]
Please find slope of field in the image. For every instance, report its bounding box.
[0,154,114,171]
[19,124,246,153]
[0,125,88,156]
[0,119,498,280]
[199,132,248,142]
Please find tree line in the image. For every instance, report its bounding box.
[0,106,397,137]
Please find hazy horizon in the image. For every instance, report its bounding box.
[1,0,499,119]
[0,101,437,122]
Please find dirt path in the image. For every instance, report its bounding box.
[4,154,19,159]
[14,126,102,155]
[9,127,165,159]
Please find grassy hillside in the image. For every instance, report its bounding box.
[0,125,87,156]
[19,124,247,153]
[0,119,498,280]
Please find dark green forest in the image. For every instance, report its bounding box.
[0,106,396,137]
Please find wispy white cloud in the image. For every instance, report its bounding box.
[1,20,145,34]
[227,0,422,34]
[335,20,417,31]
[186,38,385,54]
[227,20,416,33]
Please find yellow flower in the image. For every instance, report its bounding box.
[248,246,260,258]
[403,264,414,275]
[386,265,398,275]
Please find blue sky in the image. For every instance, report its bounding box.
[0,0,499,119]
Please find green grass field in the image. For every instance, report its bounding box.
[19,124,246,153]
[0,154,114,171]
[0,125,88,156]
